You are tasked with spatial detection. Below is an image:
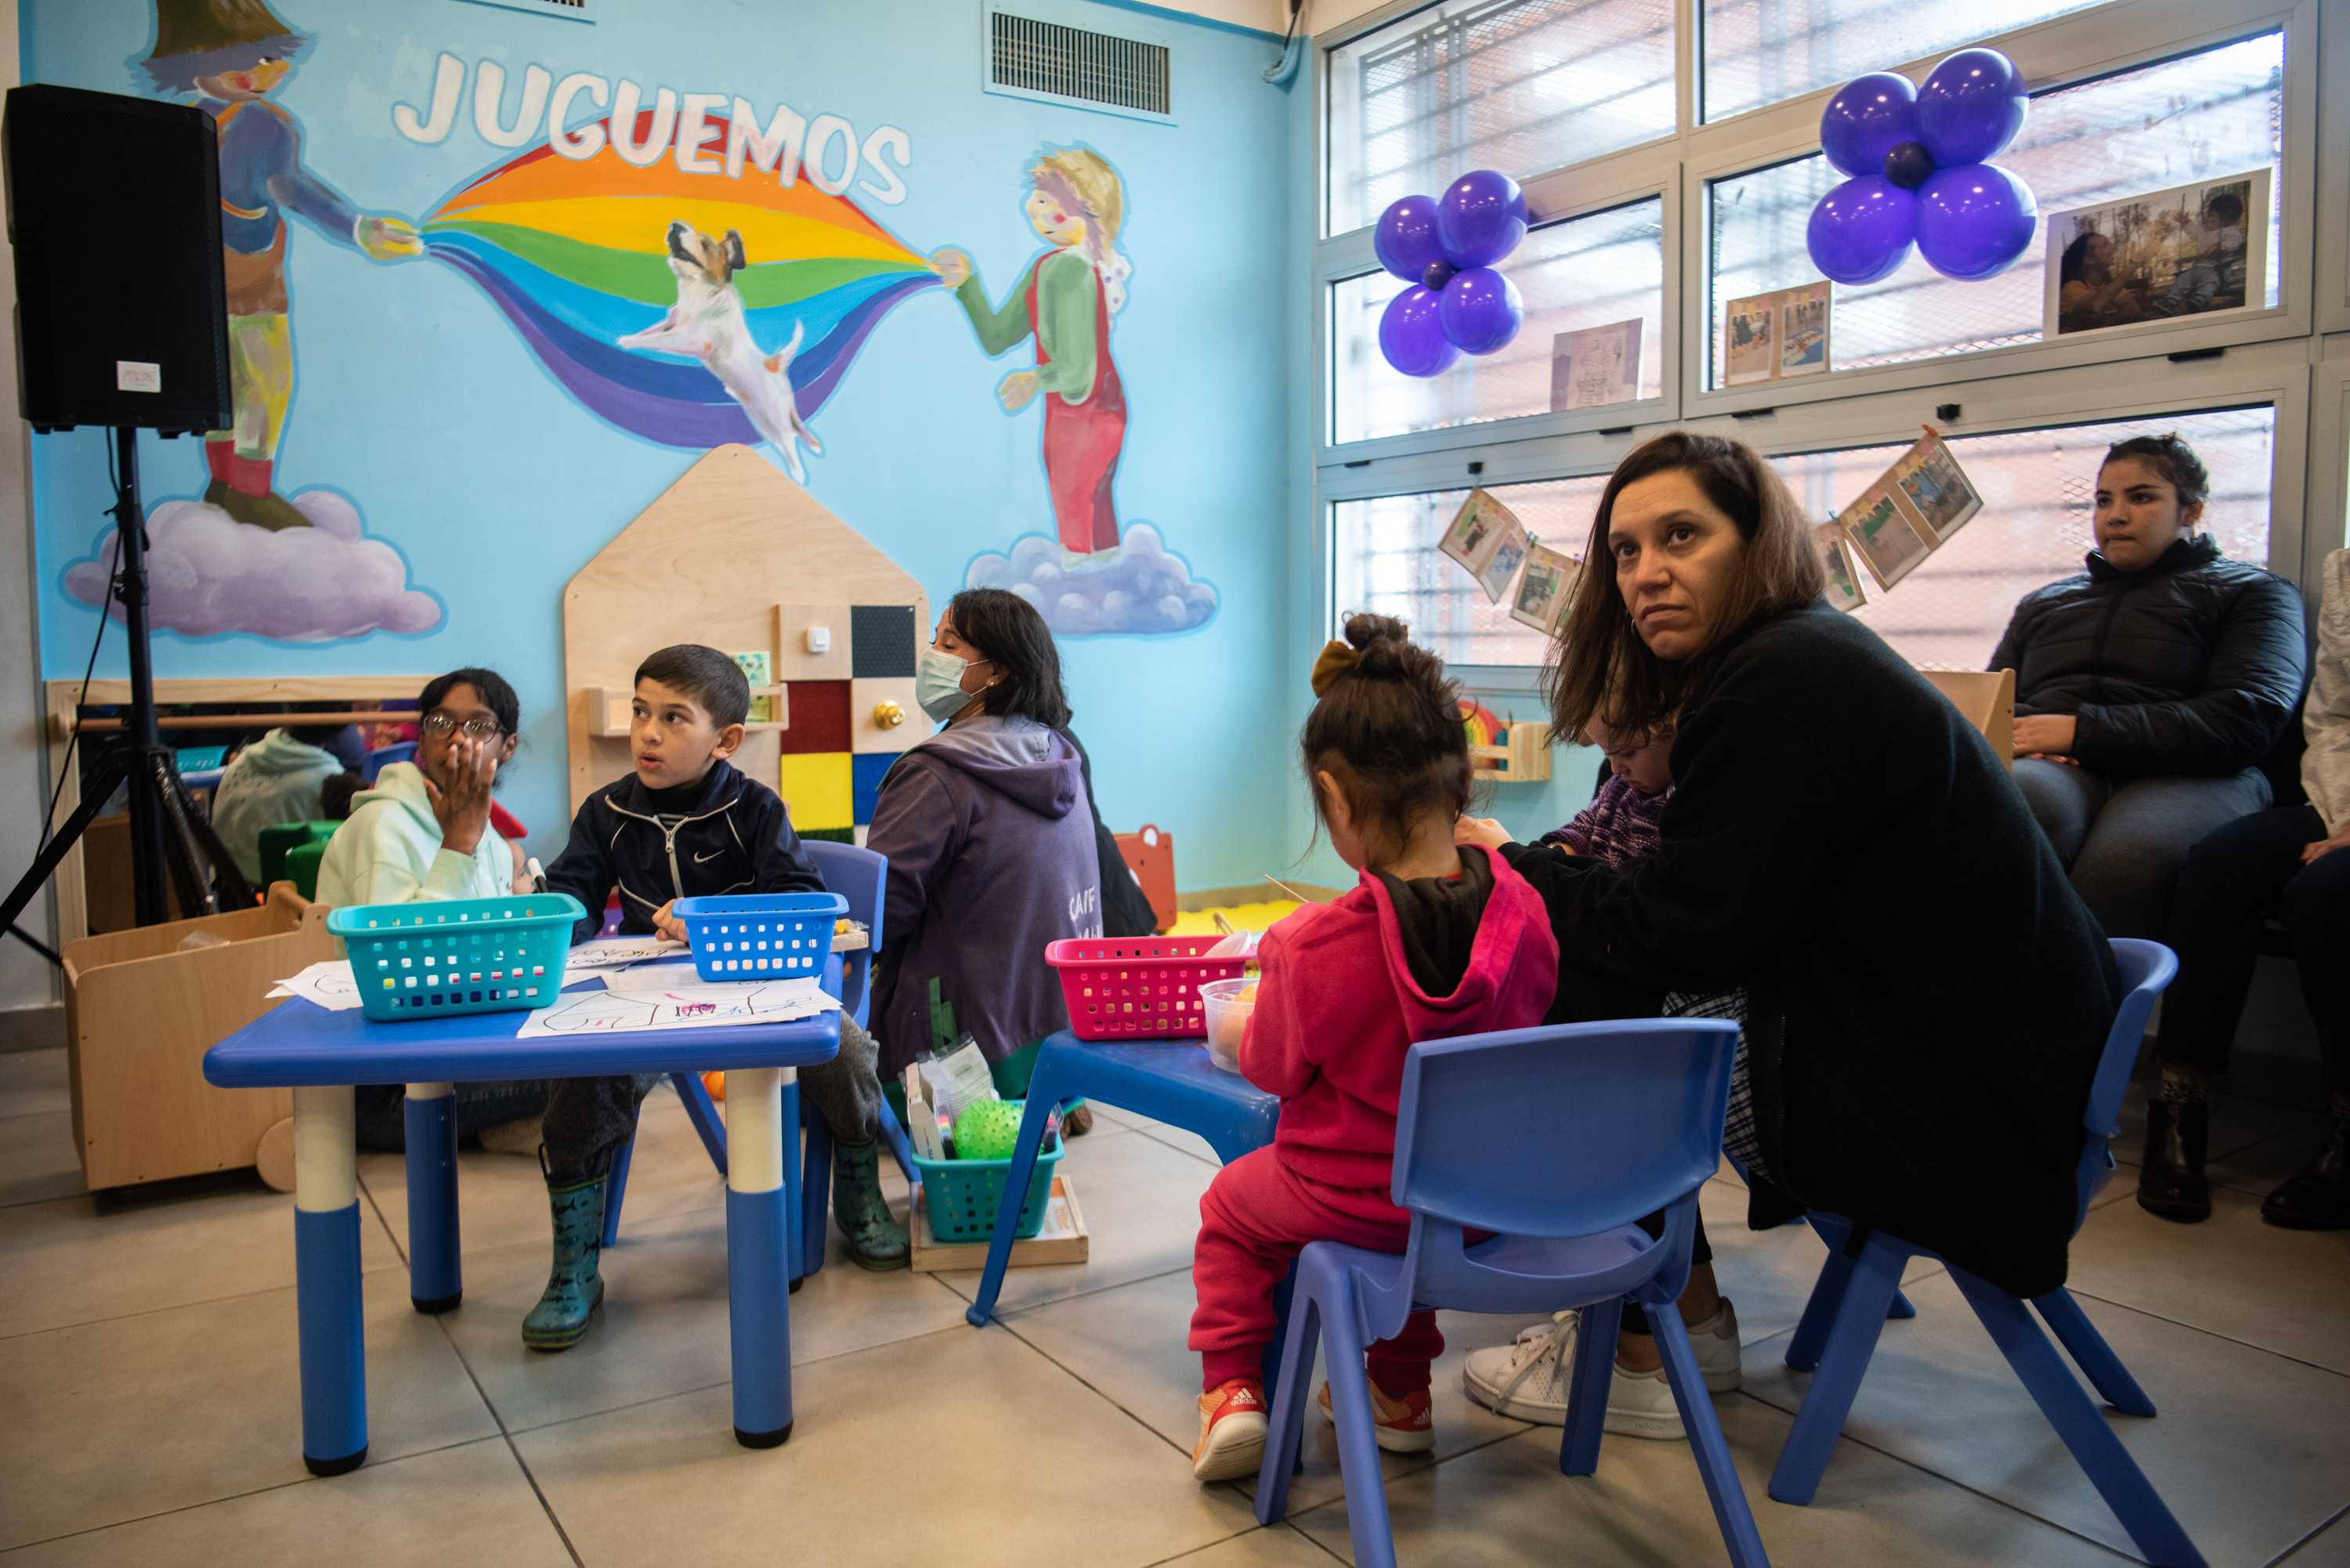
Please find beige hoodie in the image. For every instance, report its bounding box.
[2306,549,2349,836]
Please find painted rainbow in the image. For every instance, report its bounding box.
[422,114,938,451]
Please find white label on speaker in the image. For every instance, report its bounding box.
[116,361,161,393]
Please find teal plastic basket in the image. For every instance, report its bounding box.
[671,892,846,981]
[328,893,585,1022]
[909,1104,1065,1242]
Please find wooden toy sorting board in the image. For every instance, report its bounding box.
[563,446,931,833]
[1461,700,1552,782]
[908,1174,1090,1271]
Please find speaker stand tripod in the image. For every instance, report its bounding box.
[0,427,252,945]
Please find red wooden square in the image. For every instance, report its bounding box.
[779,680,851,753]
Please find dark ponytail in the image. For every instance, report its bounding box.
[1301,613,1473,859]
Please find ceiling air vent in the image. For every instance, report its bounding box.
[988,8,1173,121]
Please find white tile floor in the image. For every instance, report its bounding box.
[2,1048,2345,1566]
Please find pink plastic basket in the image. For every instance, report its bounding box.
[1046,935,1247,1041]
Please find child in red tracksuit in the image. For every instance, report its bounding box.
[1188,614,1559,1482]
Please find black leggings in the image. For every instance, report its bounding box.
[2159,804,2350,1096]
[1619,1209,1711,1335]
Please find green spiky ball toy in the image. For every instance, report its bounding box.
[952,1100,1023,1161]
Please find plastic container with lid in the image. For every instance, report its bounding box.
[1198,977,1256,1074]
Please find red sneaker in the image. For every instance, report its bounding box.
[1192,1377,1267,1480]
[1318,1378,1436,1452]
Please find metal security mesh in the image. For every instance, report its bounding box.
[1333,199,1665,443]
[1783,406,2275,670]
[1330,0,1675,233]
[991,12,1170,116]
[1333,405,2275,670]
[1708,33,2283,386]
[1700,0,2099,123]
[1335,474,1609,667]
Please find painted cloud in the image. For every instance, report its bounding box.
[964,522,1217,638]
[63,490,443,641]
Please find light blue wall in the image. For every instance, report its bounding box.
[25,0,1296,885]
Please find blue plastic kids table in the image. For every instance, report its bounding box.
[204,985,840,1474]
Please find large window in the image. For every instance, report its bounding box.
[1314,0,2332,686]
[1707,32,2285,387]
[1326,0,1676,235]
[1777,406,2276,669]
[1699,0,2103,123]
[1334,475,1607,666]
[1332,198,1665,443]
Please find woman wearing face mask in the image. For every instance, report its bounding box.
[1990,435,2305,947]
[865,588,1105,1107]
[1453,433,2117,1442]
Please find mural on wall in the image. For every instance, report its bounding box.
[937,149,1217,638]
[59,0,446,641]
[419,116,939,483]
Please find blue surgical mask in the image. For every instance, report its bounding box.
[916,647,984,722]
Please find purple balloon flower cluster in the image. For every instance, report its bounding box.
[1373,170,1530,377]
[1806,49,2038,286]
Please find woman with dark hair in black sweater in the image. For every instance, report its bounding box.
[1455,433,2117,1443]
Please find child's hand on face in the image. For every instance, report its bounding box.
[653,901,689,943]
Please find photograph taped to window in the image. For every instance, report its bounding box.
[2046,171,2270,338]
[1334,199,1665,443]
[1509,542,1582,632]
[1708,33,2283,385]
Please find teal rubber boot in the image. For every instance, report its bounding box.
[522,1173,607,1350]
[833,1136,909,1271]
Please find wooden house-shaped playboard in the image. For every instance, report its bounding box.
[566,446,931,840]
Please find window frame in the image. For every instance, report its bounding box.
[1311,0,2341,677]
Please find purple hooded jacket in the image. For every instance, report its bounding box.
[866,714,1104,1078]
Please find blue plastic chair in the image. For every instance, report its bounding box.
[965,1030,1282,1331]
[1255,1019,1766,1568]
[600,844,910,1275]
[1767,939,2203,1568]
[361,742,414,783]
[794,840,915,1276]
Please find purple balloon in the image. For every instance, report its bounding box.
[1918,48,2028,167]
[1436,170,1528,269]
[1820,72,1919,179]
[1380,285,1459,377]
[1438,267,1524,356]
[1913,162,2037,280]
[1374,195,1447,283]
[1806,175,1917,286]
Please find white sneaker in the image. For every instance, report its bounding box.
[1460,1299,1741,1437]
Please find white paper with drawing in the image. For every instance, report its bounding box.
[512,976,839,1039]
[266,959,365,1012]
[562,937,690,977]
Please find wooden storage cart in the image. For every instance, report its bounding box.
[63,882,334,1190]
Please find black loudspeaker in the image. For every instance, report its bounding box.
[2,83,230,433]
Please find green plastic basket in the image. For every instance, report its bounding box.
[909,1102,1065,1242]
[328,893,584,1022]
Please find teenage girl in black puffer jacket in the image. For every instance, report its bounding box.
[1989,433,2305,942]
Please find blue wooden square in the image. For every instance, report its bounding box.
[851,751,898,825]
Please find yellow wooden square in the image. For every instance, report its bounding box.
[777,752,854,831]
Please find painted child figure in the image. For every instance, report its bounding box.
[139,0,422,533]
[931,147,1130,570]
[1535,716,1674,862]
[534,647,903,1352]
[1188,616,1559,1482]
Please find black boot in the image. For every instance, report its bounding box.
[2137,1096,2211,1222]
[2261,1101,2350,1230]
